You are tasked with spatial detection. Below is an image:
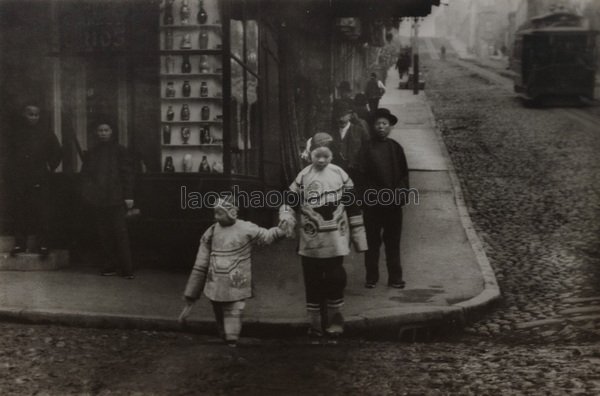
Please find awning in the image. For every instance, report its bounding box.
[243,0,440,19]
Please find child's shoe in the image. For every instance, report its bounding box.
[226,340,238,348]
[324,307,344,337]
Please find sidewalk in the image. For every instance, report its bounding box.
[0,69,499,338]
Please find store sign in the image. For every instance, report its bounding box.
[60,3,129,52]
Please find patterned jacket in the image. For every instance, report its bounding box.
[286,164,368,258]
[184,220,285,302]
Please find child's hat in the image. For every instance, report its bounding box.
[309,132,334,152]
[214,196,238,220]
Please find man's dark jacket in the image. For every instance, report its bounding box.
[80,141,134,207]
[8,120,62,188]
[358,136,410,206]
[330,123,369,176]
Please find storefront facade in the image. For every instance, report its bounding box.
[0,0,438,267]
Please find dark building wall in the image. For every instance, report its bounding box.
[0,0,55,234]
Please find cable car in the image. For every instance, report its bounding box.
[511,11,598,103]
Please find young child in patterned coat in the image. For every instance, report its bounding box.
[279,132,368,338]
[180,197,294,347]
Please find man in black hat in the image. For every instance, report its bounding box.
[301,101,368,183]
[328,102,369,185]
[358,108,409,289]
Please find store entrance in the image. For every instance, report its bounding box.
[85,58,121,148]
[59,56,130,173]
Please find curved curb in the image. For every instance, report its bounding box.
[425,93,502,321]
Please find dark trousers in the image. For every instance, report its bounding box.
[13,183,50,247]
[94,205,133,274]
[364,206,403,284]
[301,256,346,311]
[368,98,380,112]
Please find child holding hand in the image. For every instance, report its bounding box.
[180,197,294,347]
[280,132,367,338]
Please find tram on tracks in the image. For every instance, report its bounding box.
[510,11,598,104]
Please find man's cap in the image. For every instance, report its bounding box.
[332,101,354,118]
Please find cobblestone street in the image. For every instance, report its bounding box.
[425,54,600,343]
[1,322,600,395]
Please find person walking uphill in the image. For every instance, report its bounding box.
[359,108,409,289]
[81,122,135,279]
[280,132,368,339]
[8,102,62,257]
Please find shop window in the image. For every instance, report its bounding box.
[229,12,260,177]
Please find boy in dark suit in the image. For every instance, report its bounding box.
[359,108,409,289]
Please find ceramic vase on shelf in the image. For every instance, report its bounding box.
[180,0,190,25]
[166,105,175,121]
[165,55,175,73]
[181,54,191,73]
[198,31,209,49]
[183,153,193,172]
[180,127,191,144]
[199,55,210,73]
[180,33,192,49]
[162,125,171,144]
[201,105,210,121]
[181,104,190,120]
[165,28,174,50]
[182,81,191,97]
[212,160,223,174]
[197,0,208,24]
[200,126,212,144]
[198,155,210,172]
[200,81,208,97]
[164,156,175,172]
[165,82,176,97]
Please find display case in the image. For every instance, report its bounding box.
[159,0,224,174]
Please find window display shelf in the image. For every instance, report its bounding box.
[160,0,225,175]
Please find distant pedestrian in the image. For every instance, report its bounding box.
[395,51,411,81]
[181,197,293,347]
[81,121,135,279]
[364,73,386,112]
[8,102,62,257]
[281,132,367,339]
[353,93,370,124]
[440,45,447,60]
[359,108,409,289]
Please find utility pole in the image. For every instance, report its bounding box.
[411,17,420,95]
